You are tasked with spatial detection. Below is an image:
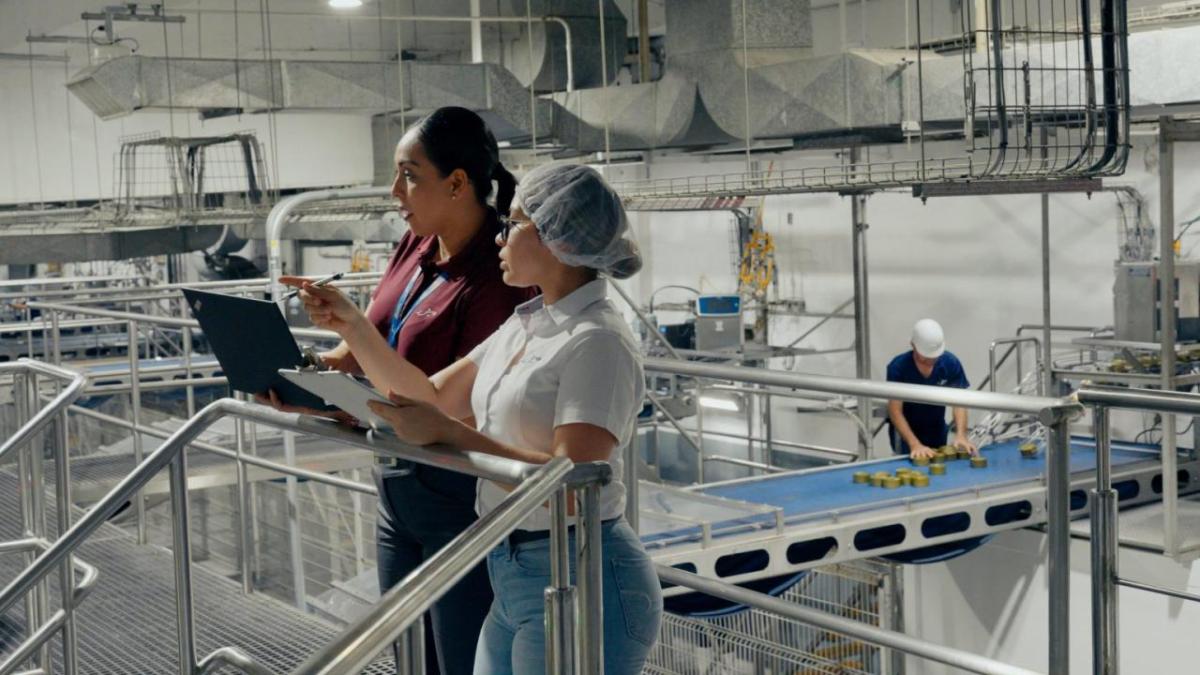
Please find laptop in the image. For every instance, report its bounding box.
[181,288,333,411]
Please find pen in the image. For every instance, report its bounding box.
[281,271,345,301]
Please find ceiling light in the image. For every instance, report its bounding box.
[328,0,364,9]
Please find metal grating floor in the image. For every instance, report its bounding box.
[0,470,394,674]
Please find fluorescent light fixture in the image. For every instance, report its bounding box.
[328,0,364,8]
[699,395,741,412]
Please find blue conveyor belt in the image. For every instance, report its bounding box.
[643,437,1159,548]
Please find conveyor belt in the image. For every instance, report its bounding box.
[641,437,1199,596]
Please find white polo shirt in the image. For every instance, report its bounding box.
[466,279,644,531]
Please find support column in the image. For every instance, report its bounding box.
[1041,191,1053,397]
[1091,406,1118,675]
[1046,417,1072,674]
[1159,117,1180,557]
[851,187,872,458]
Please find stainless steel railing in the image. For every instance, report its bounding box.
[1075,383,1200,675]
[0,396,613,675]
[656,565,1039,675]
[642,356,1083,674]
[0,359,90,675]
[20,296,1199,674]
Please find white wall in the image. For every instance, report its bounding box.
[903,528,1200,673]
[0,57,375,204]
[604,134,1200,455]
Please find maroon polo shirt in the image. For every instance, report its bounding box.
[365,211,530,377]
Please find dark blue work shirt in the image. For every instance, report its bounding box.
[886,350,969,453]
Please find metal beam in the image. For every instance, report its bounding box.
[912,178,1102,198]
[0,52,69,63]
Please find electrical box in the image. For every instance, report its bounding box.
[695,294,743,352]
[1114,261,1200,342]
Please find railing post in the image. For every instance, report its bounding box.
[128,320,147,544]
[182,326,196,417]
[1091,405,1118,675]
[233,392,253,595]
[53,375,79,675]
[25,371,52,673]
[1045,414,1071,674]
[576,483,603,675]
[695,377,706,484]
[622,438,638,533]
[170,446,197,675]
[24,306,35,359]
[395,619,425,675]
[50,310,61,366]
[12,371,42,673]
[545,487,576,674]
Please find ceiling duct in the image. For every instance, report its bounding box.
[62,0,1179,159]
[502,0,626,92]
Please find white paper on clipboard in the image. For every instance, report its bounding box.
[278,369,394,432]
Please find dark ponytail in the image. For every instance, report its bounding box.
[409,106,507,213]
[492,162,516,216]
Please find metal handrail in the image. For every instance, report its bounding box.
[644,357,1077,419]
[296,457,576,674]
[0,360,88,463]
[0,398,611,674]
[656,565,1040,675]
[642,355,1081,674]
[0,273,382,307]
[1075,382,1200,675]
[195,647,275,675]
[0,540,100,675]
[983,336,1042,394]
[984,336,1041,393]
[0,359,89,675]
[265,187,394,302]
[26,301,342,342]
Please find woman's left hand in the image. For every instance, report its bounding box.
[368,391,454,446]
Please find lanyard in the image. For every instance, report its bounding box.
[387,267,446,348]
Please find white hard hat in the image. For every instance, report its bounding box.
[911,318,945,359]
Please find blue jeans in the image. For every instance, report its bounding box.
[375,465,493,675]
[473,519,662,675]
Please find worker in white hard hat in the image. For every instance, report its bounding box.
[885,319,977,461]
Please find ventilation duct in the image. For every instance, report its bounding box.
[64,1,1184,158]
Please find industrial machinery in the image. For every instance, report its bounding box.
[1114,260,1200,343]
[694,294,744,353]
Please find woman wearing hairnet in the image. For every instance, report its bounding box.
[285,162,662,673]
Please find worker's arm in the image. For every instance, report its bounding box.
[951,406,978,455]
[888,399,935,460]
[319,297,378,375]
[281,276,477,419]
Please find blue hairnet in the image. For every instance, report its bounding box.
[515,163,642,279]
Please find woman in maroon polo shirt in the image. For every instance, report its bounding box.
[275,107,527,675]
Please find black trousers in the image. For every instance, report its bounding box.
[374,465,493,675]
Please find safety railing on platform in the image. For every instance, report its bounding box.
[18,299,1086,673]
[1076,384,1200,675]
[657,565,1038,675]
[0,396,613,675]
[5,273,380,364]
[642,356,1083,674]
[21,293,1200,674]
[0,360,91,675]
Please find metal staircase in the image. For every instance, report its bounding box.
[0,470,395,674]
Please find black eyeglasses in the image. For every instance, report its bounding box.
[498,216,531,243]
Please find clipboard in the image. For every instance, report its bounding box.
[278,369,394,432]
[181,288,334,411]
